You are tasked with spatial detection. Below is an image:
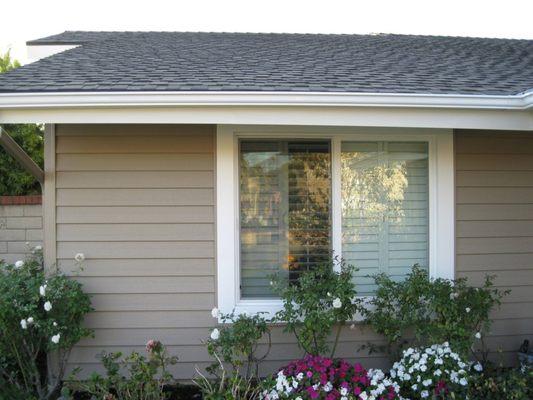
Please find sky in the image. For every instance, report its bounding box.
[2,0,533,64]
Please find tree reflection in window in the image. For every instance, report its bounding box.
[239,140,331,298]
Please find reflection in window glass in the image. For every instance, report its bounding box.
[341,142,429,295]
[239,140,331,298]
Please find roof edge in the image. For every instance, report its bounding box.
[0,91,532,110]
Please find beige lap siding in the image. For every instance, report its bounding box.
[56,124,387,379]
[455,130,533,365]
[55,124,216,378]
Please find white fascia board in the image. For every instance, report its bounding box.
[0,90,533,110]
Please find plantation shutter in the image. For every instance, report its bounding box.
[341,141,429,295]
[239,140,331,298]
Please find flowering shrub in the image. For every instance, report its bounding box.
[207,308,271,378]
[64,340,178,400]
[363,265,508,358]
[0,248,93,400]
[260,355,400,400]
[194,309,271,399]
[271,258,361,357]
[390,343,472,399]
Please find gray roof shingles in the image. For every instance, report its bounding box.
[1,31,532,95]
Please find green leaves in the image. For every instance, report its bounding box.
[67,344,178,400]
[270,257,361,357]
[363,265,509,359]
[0,250,93,399]
[1,51,43,196]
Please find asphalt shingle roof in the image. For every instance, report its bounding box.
[1,31,532,95]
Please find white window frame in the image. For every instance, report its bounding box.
[216,125,454,318]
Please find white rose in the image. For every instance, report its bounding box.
[474,362,483,372]
[51,334,60,344]
[459,377,468,386]
[411,384,418,391]
[39,285,47,297]
[44,301,52,312]
[14,260,24,269]
[332,297,342,309]
[20,319,27,329]
[27,317,34,324]
[421,390,429,398]
[53,321,58,327]
[465,307,471,313]
[74,253,85,262]
[210,328,220,340]
[211,307,219,318]
[475,332,482,339]
[34,245,43,251]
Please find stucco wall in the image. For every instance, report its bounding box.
[0,197,43,264]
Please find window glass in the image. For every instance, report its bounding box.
[341,141,429,295]
[239,140,331,298]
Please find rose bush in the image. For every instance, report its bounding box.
[271,258,361,357]
[64,340,178,400]
[362,265,508,359]
[0,248,93,400]
[260,355,401,400]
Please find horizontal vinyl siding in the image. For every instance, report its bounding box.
[455,130,533,365]
[56,124,217,379]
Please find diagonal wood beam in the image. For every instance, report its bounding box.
[0,126,44,184]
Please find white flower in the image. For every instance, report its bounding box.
[51,334,60,344]
[210,328,220,340]
[74,253,85,262]
[20,319,27,329]
[27,317,34,325]
[340,387,348,396]
[473,362,483,372]
[421,390,429,398]
[332,297,342,308]
[211,307,219,318]
[34,245,42,251]
[296,373,304,380]
[434,369,442,376]
[411,384,418,391]
[465,307,471,313]
[350,323,356,330]
[14,260,24,269]
[39,284,47,297]
[420,364,427,372]
[269,280,274,286]
[359,393,368,400]
[44,301,52,312]
[422,379,432,387]
[459,377,468,386]
[475,332,482,339]
[53,321,58,327]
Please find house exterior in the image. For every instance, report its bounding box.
[0,31,532,379]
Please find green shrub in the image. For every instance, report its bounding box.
[362,265,509,359]
[64,340,178,400]
[0,123,44,195]
[194,310,271,400]
[270,257,361,357]
[0,248,93,400]
[468,365,533,400]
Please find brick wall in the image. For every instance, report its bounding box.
[0,196,43,264]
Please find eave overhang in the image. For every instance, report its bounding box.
[0,91,532,130]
